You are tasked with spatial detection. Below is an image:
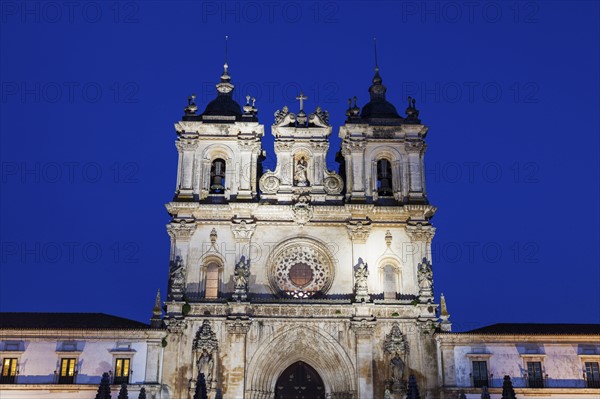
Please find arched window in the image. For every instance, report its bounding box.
[210,158,226,194]
[377,159,393,196]
[205,263,220,298]
[383,264,397,299]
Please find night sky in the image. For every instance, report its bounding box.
[1,1,598,331]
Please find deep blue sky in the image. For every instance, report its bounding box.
[1,1,598,330]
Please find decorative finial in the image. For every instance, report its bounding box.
[150,289,162,328]
[405,95,421,123]
[385,230,392,246]
[440,293,449,317]
[210,228,217,245]
[184,93,198,115]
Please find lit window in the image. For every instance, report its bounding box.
[1,358,17,384]
[205,263,220,298]
[114,358,130,384]
[58,358,76,384]
[289,263,313,288]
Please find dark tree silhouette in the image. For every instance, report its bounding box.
[138,387,147,399]
[94,373,112,399]
[501,375,517,399]
[193,372,208,399]
[118,383,129,399]
[406,375,421,399]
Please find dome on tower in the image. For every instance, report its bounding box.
[359,67,403,122]
[200,63,243,120]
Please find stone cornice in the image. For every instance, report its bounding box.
[0,329,165,340]
[435,333,600,344]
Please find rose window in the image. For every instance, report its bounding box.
[269,239,334,298]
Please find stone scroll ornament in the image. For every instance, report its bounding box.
[232,256,250,301]
[192,320,219,389]
[384,322,409,390]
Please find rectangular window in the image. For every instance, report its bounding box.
[58,358,76,384]
[472,361,488,387]
[114,358,130,385]
[1,358,17,384]
[585,362,600,388]
[527,361,544,388]
[205,264,219,299]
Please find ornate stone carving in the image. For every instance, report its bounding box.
[192,320,219,389]
[417,257,434,300]
[406,223,435,242]
[323,172,344,195]
[294,156,309,186]
[268,238,334,298]
[385,230,393,246]
[347,220,372,243]
[259,173,280,194]
[231,219,256,240]
[274,106,296,126]
[384,323,409,391]
[308,106,330,127]
[351,319,375,337]
[405,139,425,153]
[226,318,251,334]
[169,256,186,301]
[292,194,313,226]
[164,317,188,334]
[232,256,250,301]
[167,221,197,241]
[354,259,370,302]
[175,139,199,152]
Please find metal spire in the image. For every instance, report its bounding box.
[224,35,229,74]
[373,37,379,72]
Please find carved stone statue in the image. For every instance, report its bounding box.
[294,157,309,186]
[417,257,433,299]
[169,256,185,301]
[384,388,392,399]
[192,320,218,389]
[391,355,405,385]
[354,260,369,302]
[233,256,250,301]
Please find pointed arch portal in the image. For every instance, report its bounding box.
[275,361,325,399]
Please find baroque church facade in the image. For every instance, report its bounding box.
[0,60,599,399]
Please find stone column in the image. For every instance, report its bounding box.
[351,320,375,399]
[225,319,251,399]
[166,221,197,301]
[176,139,199,199]
[238,139,261,199]
[350,140,367,200]
[405,140,427,203]
[347,220,372,301]
[144,339,162,383]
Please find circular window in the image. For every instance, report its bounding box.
[289,263,313,288]
[268,238,335,298]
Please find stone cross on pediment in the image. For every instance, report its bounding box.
[296,92,307,112]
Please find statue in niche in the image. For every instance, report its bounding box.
[390,354,405,385]
[294,156,309,186]
[234,257,250,290]
[233,256,250,301]
[417,257,433,290]
[170,256,185,300]
[197,351,214,385]
[354,259,369,301]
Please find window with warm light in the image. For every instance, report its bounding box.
[58,358,76,384]
[205,263,220,298]
[0,358,17,384]
[114,358,130,384]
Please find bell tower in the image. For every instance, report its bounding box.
[339,55,428,205]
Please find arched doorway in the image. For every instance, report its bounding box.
[275,361,325,399]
